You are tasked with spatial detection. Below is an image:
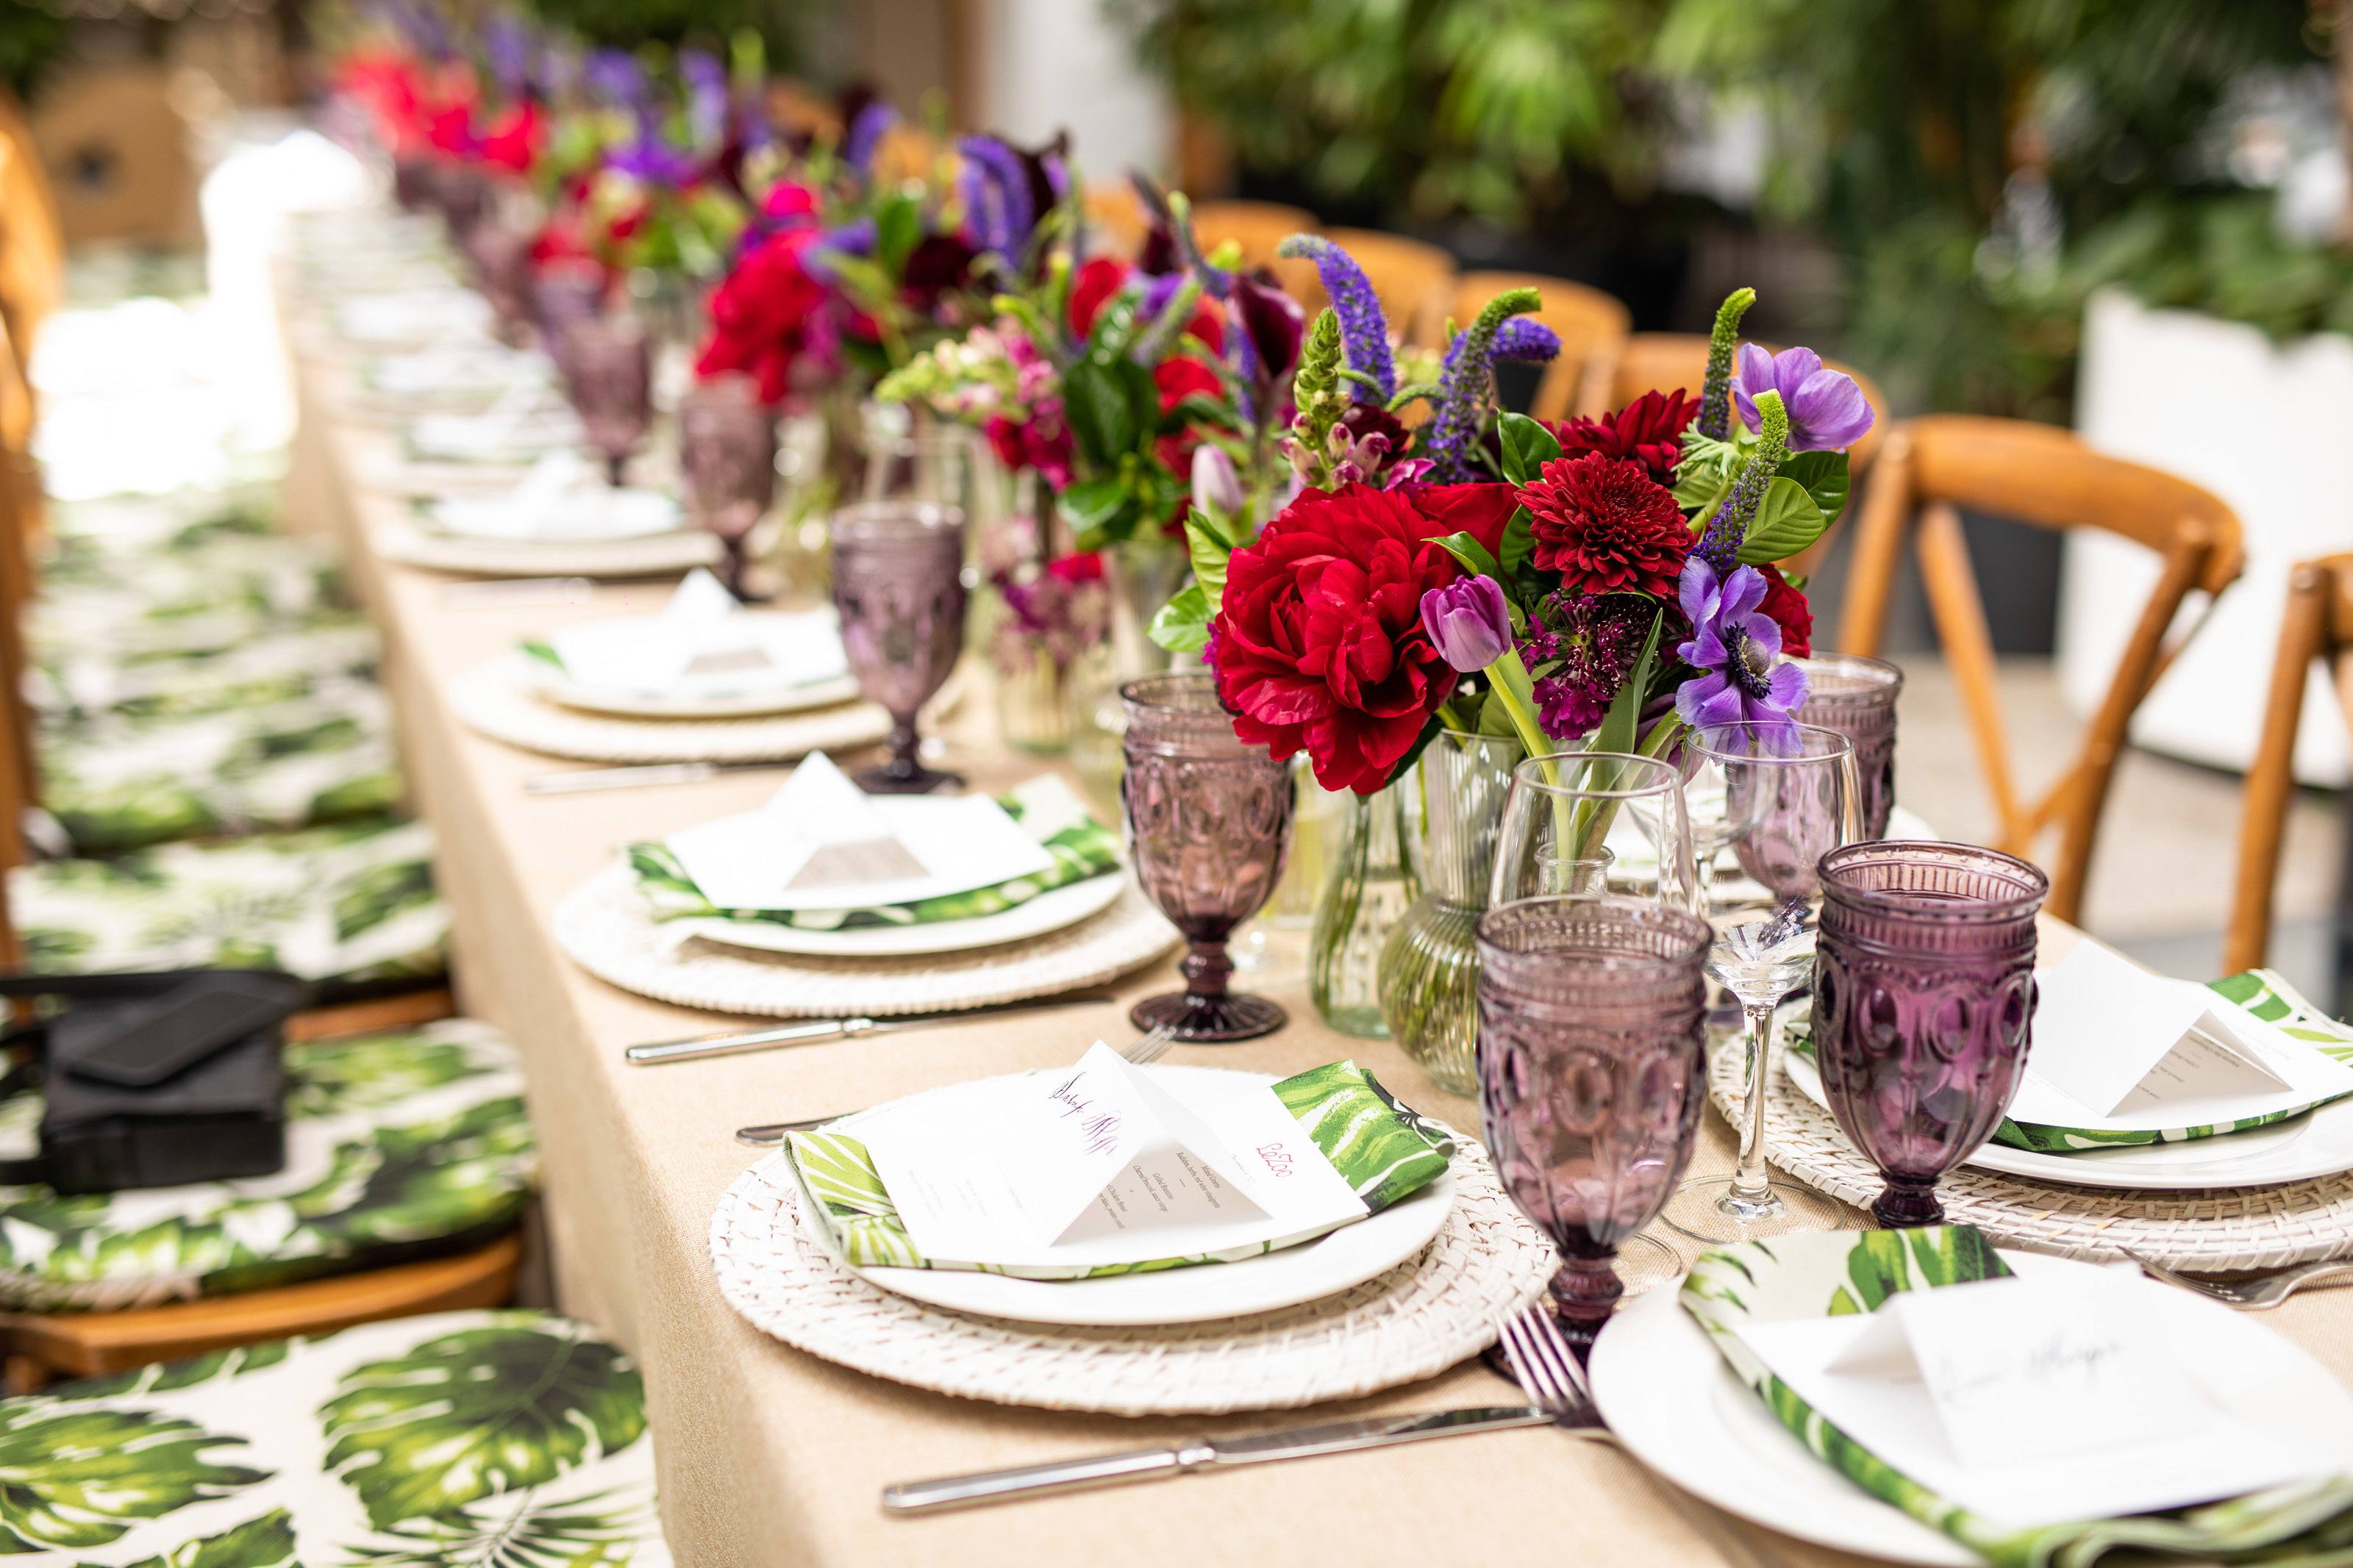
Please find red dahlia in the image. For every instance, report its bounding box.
[1545,388,1698,484]
[1517,452,1690,600]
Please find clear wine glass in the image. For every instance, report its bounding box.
[1489,751,1700,911]
[829,500,968,793]
[560,312,653,487]
[1663,720,1861,1245]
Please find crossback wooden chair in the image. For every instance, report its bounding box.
[2227,554,2353,975]
[0,89,64,380]
[1085,181,1149,261]
[1839,416,2244,925]
[1453,270,1629,423]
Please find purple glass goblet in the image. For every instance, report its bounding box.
[1120,673,1294,1042]
[531,259,609,379]
[1796,653,1904,840]
[464,220,536,342]
[1478,895,1712,1350]
[1814,842,2048,1228]
[681,374,779,598]
[392,156,435,212]
[561,314,653,487]
[434,163,491,240]
[829,501,968,793]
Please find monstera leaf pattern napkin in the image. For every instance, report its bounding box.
[789,1060,1454,1278]
[629,775,1123,932]
[0,1309,668,1565]
[1681,1228,2353,1567]
[1785,970,2353,1154]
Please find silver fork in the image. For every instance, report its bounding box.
[732,1024,1178,1146]
[1501,1306,1790,1568]
[2124,1251,2353,1311]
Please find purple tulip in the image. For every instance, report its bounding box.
[1192,445,1243,518]
[1233,268,1307,385]
[1674,557,1808,741]
[1421,576,1513,673]
[1732,345,1874,452]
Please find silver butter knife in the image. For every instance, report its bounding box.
[882,1406,1549,1514]
[626,992,1115,1066]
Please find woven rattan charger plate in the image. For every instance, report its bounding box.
[708,1132,1557,1414]
[553,862,1181,1016]
[371,517,723,579]
[449,652,948,763]
[1715,1034,2353,1271]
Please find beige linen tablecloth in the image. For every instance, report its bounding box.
[277,333,2353,1568]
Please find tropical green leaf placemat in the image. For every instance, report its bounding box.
[1681,1228,2353,1567]
[1786,969,2353,1154]
[790,1060,1454,1279]
[628,774,1122,931]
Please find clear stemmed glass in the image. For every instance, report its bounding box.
[1478,895,1713,1352]
[1663,720,1861,1244]
[560,313,653,487]
[829,501,969,793]
[1120,673,1294,1042]
[1815,841,2047,1225]
[1489,751,1701,911]
[680,373,779,599]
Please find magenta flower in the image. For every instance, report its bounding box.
[1674,557,1807,739]
[1420,576,1513,673]
[1732,344,1874,451]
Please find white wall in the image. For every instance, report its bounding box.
[975,0,1171,185]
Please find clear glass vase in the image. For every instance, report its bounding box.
[1310,773,1420,1037]
[996,654,1073,753]
[1068,540,1185,818]
[1377,732,1523,1093]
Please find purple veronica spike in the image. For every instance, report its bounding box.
[845,101,898,174]
[679,49,728,146]
[484,18,533,99]
[1423,288,1539,483]
[1732,344,1875,451]
[1275,235,1393,404]
[583,50,647,113]
[957,136,1035,261]
[1674,557,1809,742]
[1479,317,1561,364]
[1420,576,1513,672]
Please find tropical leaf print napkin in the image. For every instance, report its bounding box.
[788,1060,1454,1279]
[1679,1228,2353,1567]
[627,775,1121,931]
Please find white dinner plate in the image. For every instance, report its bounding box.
[796,1065,1457,1326]
[519,662,861,720]
[423,490,685,543]
[1590,1249,2353,1567]
[1782,1044,2353,1191]
[671,871,1128,959]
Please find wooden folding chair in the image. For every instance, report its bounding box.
[2226,554,2353,974]
[1838,416,2244,925]
[1084,181,1149,261]
[1313,227,1454,348]
[1452,271,1630,423]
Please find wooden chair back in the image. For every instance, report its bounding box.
[1186,198,1321,312]
[2226,554,2353,973]
[1839,415,2243,924]
[1452,271,1630,423]
[1084,181,1149,262]
[0,89,63,375]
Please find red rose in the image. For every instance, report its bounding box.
[1517,452,1690,600]
[1545,388,1698,484]
[1756,563,1813,658]
[1069,257,1133,337]
[694,225,829,404]
[476,101,542,176]
[1210,482,1515,794]
[1047,551,1104,584]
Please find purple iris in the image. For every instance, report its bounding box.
[845,101,898,174]
[957,135,1034,259]
[1674,557,1807,740]
[1276,235,1393,404]
[1732,345,1874,452]
[1420,576,1513,673]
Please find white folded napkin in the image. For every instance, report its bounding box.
[335,289,493,344]
[544,569,849,695]
[422,452,682,542]
[366,347,550,400]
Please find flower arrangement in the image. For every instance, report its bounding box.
[1164,248,1871,798]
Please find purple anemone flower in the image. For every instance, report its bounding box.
[1732,345,1874,452]
[1420,576,1513,673]
[957,135,1035,260]
[1674,557,1807,740]
[582,49,647,114]
[606,136,698,188]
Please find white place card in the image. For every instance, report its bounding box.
[1734,1271,2325,1527]
[663,753,1056,913]
[851,1042,1370,1270]
[2010,945,2353,1132]
[546,570,848,694]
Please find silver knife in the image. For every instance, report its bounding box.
[882,1407,1552,1514]
[625,992,1115,1065]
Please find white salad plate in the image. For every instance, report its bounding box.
[674,871,1127,959]
[799,1065,1457,1327]
[422,489,685,543]
[1590,1248,2353,1567]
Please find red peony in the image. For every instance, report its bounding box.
[1518,452,1690,600]
[1211,482,1518,794]
[475,101,542,176]
[1755,563,1813,658]
[1545,388,1698,484]
[695,220,828,405]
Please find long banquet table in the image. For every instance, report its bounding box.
[277,323,2353,1568]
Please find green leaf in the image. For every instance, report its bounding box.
[1430,531,1501,581]
[874,193,923,279]
[1498,504,1537,578]
[1734,476,1828,565]
[1149,584,1212,655]
[1183,507,1236,617]
[0,1403,265,1552]
[1779,449,1851,523]
[1162,392,1245,435]
[89,1508,298,1568]
[321,1318,647,1531]
[1056,476,1128,537]
[1061,359,1138,469]
[1476,687,1521,737]
[1495,412,1563,485]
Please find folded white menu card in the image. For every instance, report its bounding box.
[2008,944,2353,1132]
[852,1042,1371,1269]
[546,570,848,693]
[1733,1270,2324,1527]
[662,752,1055,912]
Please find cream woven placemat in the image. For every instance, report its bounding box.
[450,654,898,763]
[371,518,721,579]
[554,862,1182,1017]
[1717,1036,2353,1270]
[708,1139,1557,1414]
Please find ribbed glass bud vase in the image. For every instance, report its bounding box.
[1310,773,1418,1037]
